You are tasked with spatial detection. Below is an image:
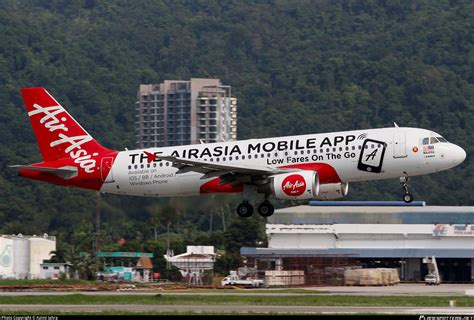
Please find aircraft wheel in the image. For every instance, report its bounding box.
[237,201,254,218]
[402,193,413,203]
[258,201,274,217]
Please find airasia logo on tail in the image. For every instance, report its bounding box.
[28,103,97,173]
[281,174,306,196]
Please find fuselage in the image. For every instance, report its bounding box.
[100,127,466,197]
[15,87,468,218]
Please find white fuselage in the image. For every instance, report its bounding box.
[100,127,466,198]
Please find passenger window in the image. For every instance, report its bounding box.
[242,155,246,160]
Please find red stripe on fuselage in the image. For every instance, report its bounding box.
[199,178,243,194]
[279,162,341,184]
[19,152,118,191]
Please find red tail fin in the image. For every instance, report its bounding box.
[22,87,112,172]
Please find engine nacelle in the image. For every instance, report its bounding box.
[316,182,349,200]
[270,171,320,200]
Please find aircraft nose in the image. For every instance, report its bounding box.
[451,144,466,165]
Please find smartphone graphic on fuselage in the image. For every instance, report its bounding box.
[357,139,387,173]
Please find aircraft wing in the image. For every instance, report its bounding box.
[159,155,295,180]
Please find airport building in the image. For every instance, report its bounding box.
[136,78,237,148]
[241,202,474,284]
[0,234,56,279]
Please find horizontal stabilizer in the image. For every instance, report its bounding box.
[10,165,78,179]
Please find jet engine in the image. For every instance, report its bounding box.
[316,182,349,200]
[269,171,320,200]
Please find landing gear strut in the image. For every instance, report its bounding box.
[236,201,254,218]
[399,175,413,203]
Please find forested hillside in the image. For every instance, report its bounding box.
[0,0,473,272]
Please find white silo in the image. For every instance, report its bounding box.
[28,236,56,279]
[13,235,30,279]
[0,236,14,279]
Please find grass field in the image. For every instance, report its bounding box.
[0,279,92,286]
[0,294,472,307]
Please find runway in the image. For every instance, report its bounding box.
[0,284,473,314]
[0,284,471,296]
[0,304,473,314]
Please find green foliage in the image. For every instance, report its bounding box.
[0,1,472,275]
[214,254,241,276]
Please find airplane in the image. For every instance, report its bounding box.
[11,87,466,217]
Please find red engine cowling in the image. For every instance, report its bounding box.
[316,182,349,200]
[271,171,320,200]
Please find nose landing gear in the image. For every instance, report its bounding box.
[399,176,414,203]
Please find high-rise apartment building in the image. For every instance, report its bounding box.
[135,78,237,148]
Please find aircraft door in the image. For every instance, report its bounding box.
[393,131,407,158]
[101,157,115,183]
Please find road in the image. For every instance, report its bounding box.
[0,304,473,314]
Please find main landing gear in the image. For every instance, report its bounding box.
[399,175,414,203]
[236,199,275,218]
[236,201,253,218]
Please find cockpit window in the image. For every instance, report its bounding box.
[423,136,447,145]
[430,137,439,144]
